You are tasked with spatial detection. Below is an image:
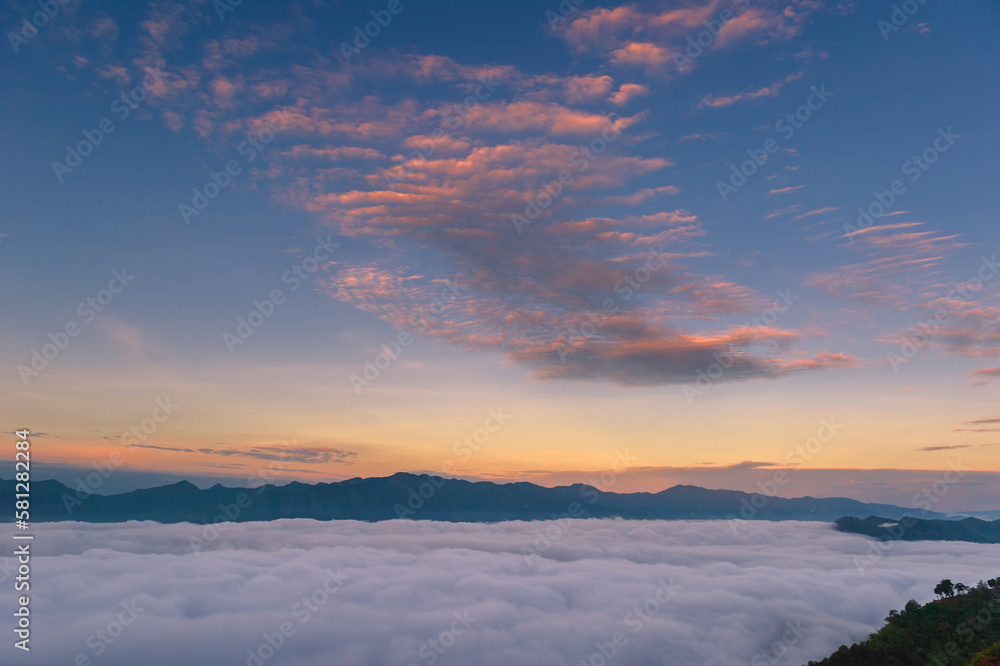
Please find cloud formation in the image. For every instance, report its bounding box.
[554,0,841,74]
[130,443,358,464]
[2,519,998,666]
[808,220,1000,367]
[27,0,861,387]
[697,72,804,108]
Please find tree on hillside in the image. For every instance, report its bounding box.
[807,578,1000,666]
[935,579,956,598]
[956,583,971,595]
[967,640,1000,666]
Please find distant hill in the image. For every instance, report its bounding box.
[806,580,1000,666]
[835,515,1000,544]
[0,473,951,524]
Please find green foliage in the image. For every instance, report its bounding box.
[937,579,957,598]
[966,641,1000,666]
[806,581,1000,666]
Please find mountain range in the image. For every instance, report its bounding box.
[835,515,1000,544]
[2,472,955,524]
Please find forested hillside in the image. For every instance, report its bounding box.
[807,579,1000,666]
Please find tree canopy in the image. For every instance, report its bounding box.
[807,578,1000,666]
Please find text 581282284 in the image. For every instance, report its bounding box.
[13,429,32,652]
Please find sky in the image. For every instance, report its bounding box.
[1,0,999,508]
[2,518,999,665]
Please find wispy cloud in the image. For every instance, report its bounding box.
[698,72,803,109]
[131,444,358,464]
[769,185,805,196]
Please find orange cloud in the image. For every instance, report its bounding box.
[611,42,675,69]
[609,83,649,105]
[564,75,615,103]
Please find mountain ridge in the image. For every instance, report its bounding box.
[2,472,955,525]
[835,514,1000,544]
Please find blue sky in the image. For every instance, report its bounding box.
[2,0,999,509]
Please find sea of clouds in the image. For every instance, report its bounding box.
[2,519,998,666]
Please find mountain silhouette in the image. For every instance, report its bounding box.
[2,473,953,524]
[835,515,1000,544]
